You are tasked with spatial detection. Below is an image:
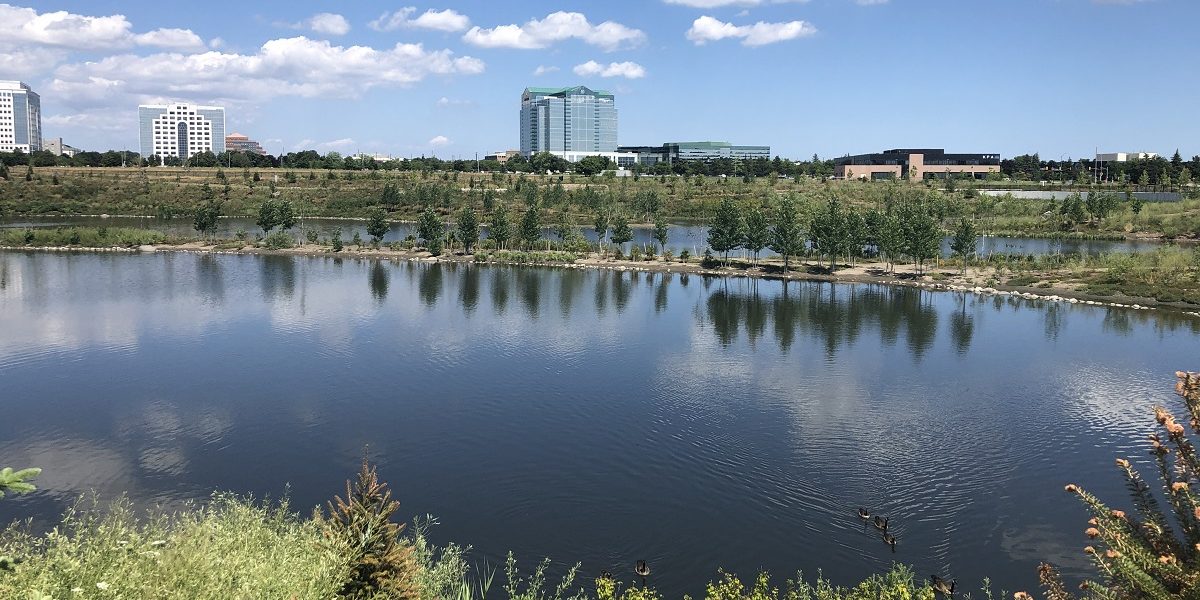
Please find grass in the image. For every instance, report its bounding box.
[0,492,970,600]
[0,226,167,247]
[0,494,350,600]
[475,250,579,264]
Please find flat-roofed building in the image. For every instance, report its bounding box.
[520,86,617,157]
[1095,151,1159,162]
[484,150,521,163]
[225,132,265,155]
[0,81,42,153]
[618,141,771,165]
[139,103,226,161]
[834,149,1000,180]
[44,137,81,157]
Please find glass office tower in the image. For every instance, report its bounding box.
[520,86,616,157]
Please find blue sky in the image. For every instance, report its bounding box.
[2,0,1196,160]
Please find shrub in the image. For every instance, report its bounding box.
[262,231,293,250]
[680,249,691,263]
[323,460,417,599]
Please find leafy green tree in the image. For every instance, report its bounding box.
[899,204,941,274]
[0,163,9,180]
[256,199,278,235]
[742,207,770,266]
[325,460,417,599]
[489,206,512,250]
[366,208,389,244]
[331,230,344,252]
[652,215,669,256]
[707,198,744,265]
[610,214,633,252]
[593,210,610,254]
[770,195,805,272]
[950,218,977,274]
[575,155,611,176]
[380,183,401,211]
[192,194,222,240]
[520,202,542,248]
[1085,191,1120,224]
[0,466,41,499]
[552,211,575,242]
[1128,191,1144,215]
[866,209,903,273]
[276,201,297,232]
[1060,192,1088,227]
[636,190,661,222]
[1138,170,1150,187]
[457,205,479,253]
[809,197,847,272]
[417,206,443,249]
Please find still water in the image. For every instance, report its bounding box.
[1,251,1197,595]
[1,215,1167,257]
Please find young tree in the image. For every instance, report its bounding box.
[276,200,297,232]
[652,215,669,256]
[742,207,770,266]
[0,163,9,180]
[707,198,744,265]
[417,206,443,249]
[256,199,278,235]
[770,195,805,272]
[366,208,389,245]
[867,209,904,273]
[899,204,941,274]
[520,202,542,248]
[610,214,633,253]
[457,205,479,253]
[950,217,977,274]
[552,211,575,242]
[489,206,512,250]
[808,197,847,272]
[593,210,610,255]
[324,461,417,599]
[192,187,222,241]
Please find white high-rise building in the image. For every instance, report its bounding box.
[138,103,226,161]
[0,81,42,153]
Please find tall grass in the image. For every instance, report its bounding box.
[0,226,166,247]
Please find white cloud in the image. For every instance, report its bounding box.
[0,4,205,51]
[686,15,817,46]
[316,138,355,151]
[428,135,451,146]
[532,65,559,76]
[664,0,808,7]
[462,11,645,51]
[307,13,351,36]
[573,60,646,79]
[435,96,473,108]
[369,8,471,32]
[208,37,224,49]
[49,37,486,113]
[854,0,889,5]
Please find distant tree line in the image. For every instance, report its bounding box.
[1002,151,1200,187]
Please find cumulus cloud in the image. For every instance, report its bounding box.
[428,135,451,146]
[573,60,646,79]
[532,65,559,76]
[686,15,816,46]
[369,8,471,32]
[307,13,351,36]
[0,3,205,52]
[48,37,486,112]
[463,11,645,51]
[664,0,808,7]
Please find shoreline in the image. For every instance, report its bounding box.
[4,242,1198,318]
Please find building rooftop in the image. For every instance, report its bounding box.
[523,86,613,97]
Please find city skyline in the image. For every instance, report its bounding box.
[0,1,1197,159]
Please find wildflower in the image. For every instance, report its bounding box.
[1084,546,1096,554]
[1195,507,1200,521]
[1112,510,1126,519]
[1079,582,1090,590]
[1172,482,1188,492]
[1159,555,1177,565]
[1014,592,1033,600]
[1168,422,1186,436]
[1115,458,1130,468]
[1106,549,1121,558]
[1065,484,1079,493]
[1086,527,1100,538]
[1156,407,1171,425]
[96,582,109,590]
[1088,518,1098,526]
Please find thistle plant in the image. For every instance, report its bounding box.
[324,460,417,599]
[1040,370,1200,600]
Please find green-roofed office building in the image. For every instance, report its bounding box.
[520,86,617,157]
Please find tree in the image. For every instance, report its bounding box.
[808,197,847,272]
[866,209,904,273]
[417,206,443,249]
[366,208,389,244]
[520,202,541,248]
[950,217,977,274]
[193,185,222,240]
[324,460,417,599]
[1085,191,1120,224]
[575,155,611,176]
[457,205,479,253]
[610,214,633,252]
[490,206,511,250]
[276,200,297,232]
[652,215,669,256]
[256,199,278,235]
[552,211,575,242]
[380,183,401,211]
[770,195,805,272]
[0,163,8,180]
[742,207,770,266]
[1060,192,1088,227]
[899,204,941,274]
[593,210,610,255]
[707,198,744,265]
[1128,191,1144,215]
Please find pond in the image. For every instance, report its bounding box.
[1,251,1198,596]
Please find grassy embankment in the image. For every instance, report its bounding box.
[3,166,1199,239]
